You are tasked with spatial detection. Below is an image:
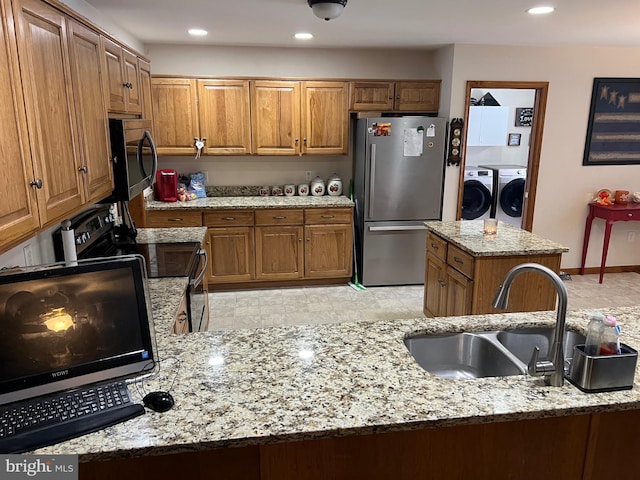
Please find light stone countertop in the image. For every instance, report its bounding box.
[145,195,354,210]
[425,220,569,256]
[134,227,208,244]
[33,283,640,461]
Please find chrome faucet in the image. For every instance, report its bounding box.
[492,263,568,387]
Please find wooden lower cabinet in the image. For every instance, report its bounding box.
[304,224,352,278]
[80,410,639,480]
[424,231,561,317]
[255,226,304,280]
[206,227,255,283]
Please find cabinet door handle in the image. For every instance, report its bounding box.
[321,215,335,219]
[78,165,88,173]
[273,216,286,220]
[30,178,43,189]
[438,280,446,287]
[430,243,439,250]
[454,257,464,264]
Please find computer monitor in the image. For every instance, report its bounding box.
[0,255,157,406]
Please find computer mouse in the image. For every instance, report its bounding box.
[143,391,175,413]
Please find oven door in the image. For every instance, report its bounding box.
[188,248,209,332]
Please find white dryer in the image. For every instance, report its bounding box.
[480,164,527,226]
[461,167,493,220]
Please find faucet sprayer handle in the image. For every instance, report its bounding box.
[528,346,555,377]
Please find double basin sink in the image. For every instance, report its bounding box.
[404,327,586,379]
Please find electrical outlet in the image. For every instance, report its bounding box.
[306,171,312,181]
[23,244,34,266]
[628,232,636,242]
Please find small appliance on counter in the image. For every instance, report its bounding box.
[155,169,178,202]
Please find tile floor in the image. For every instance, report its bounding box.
[207,272,640,331]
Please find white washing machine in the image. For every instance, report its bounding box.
[461,167,493,220]
[480,164,527,226]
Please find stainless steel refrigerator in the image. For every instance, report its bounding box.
[353,117,446,286]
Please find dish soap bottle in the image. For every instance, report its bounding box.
[584,311,605,355]
[599,315,621,355]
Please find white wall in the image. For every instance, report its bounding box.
[57,0,144,53]
[448,44,640,270]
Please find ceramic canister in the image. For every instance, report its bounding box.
[298,184,309,196]
[310,177,325,196]
[284,184,296,196]
[327,173,343,196]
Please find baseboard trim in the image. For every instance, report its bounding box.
[562,266,640,276]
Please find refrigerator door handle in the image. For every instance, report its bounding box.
[368,225,427,232]
[368,144,376,218]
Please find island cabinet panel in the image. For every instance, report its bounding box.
[424,230,561,317]
[79,446,261,480]
[0,0,40,247]
[259,414,590,480]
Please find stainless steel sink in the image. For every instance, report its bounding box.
[496,327,586,364]
[404,332,526,379]
[405,327,586,379]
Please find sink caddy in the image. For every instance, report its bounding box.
[568,343,638,393]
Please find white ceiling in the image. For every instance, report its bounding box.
[83,0,640,50]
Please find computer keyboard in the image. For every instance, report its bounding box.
[0,381,145,454]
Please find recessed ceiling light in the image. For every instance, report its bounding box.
[188,28,208,36]
[294,32,314,40]
[527,6,555,15]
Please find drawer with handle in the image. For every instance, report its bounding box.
[305,207,352,224]
[146,210,202,227]
[203,210,254,227]
[447,244,474,279]
[255,209,303,226]
[426,232,447,262]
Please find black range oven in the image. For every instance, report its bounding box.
[53,205,209,332]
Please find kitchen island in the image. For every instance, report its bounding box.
[29,263,640,478]
[424,220,569,317]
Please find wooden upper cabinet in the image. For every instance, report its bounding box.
[102,37,141,114]
[139,58,153,123]
[251,80,300,155]
[198,79,252,155]
[350,80,440,113]
[0,0,40,246]
[12,0,84,225]
[395,81,440,112]
[301,81,349,155]
[350,81,395,111]
[151,77,200,155]
[67,19,113,204]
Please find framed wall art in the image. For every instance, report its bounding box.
[508,133,521,146]
[515,107,533,127]
[583,77,640,165]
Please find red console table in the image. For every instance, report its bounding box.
[580,202,640,283]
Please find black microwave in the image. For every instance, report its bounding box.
[106,118,157,202]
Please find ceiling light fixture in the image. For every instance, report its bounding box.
[188,28,208,36]
[307,0,347,21]
[527,6,555,15]
[294,32,314,40]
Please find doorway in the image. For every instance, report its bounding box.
[456,81,549,232]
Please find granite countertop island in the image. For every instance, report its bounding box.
[34,278,640,462]
[425,219,569,256]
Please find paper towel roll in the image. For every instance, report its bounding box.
[61,220,78,266]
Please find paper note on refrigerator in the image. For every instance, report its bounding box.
[403,128,423,156]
